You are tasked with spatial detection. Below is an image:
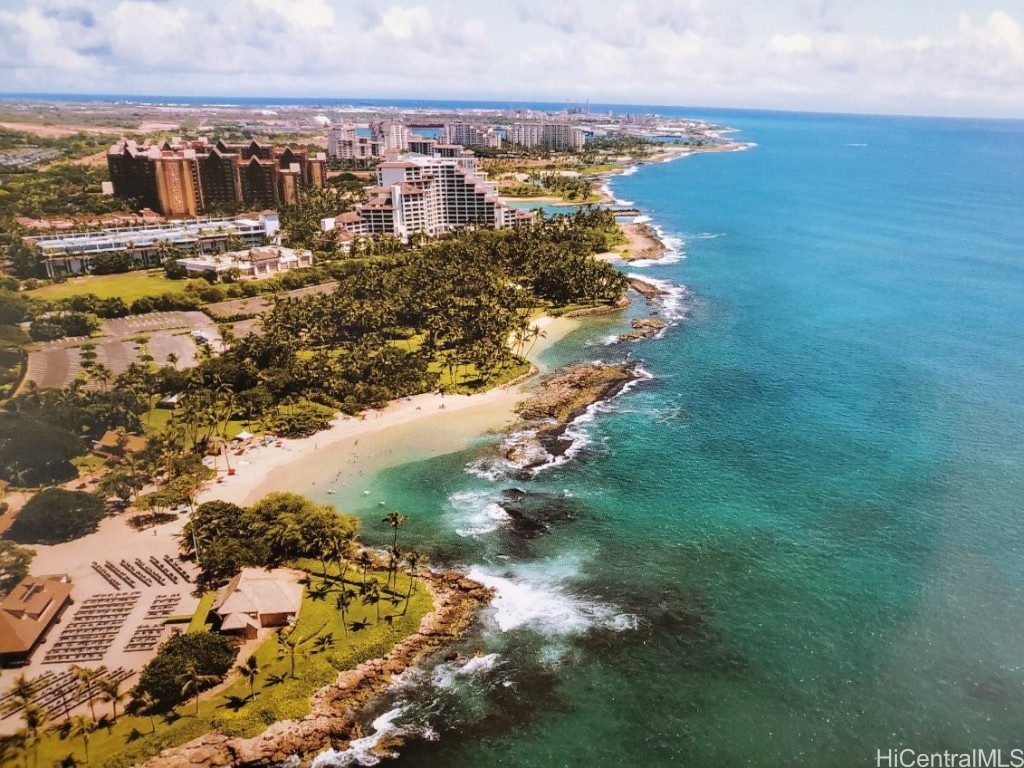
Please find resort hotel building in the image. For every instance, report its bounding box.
[24,214,280,277]
[107,137,327,217]
[322,144,531,241]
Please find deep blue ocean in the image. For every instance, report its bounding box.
[291,109,1024,766]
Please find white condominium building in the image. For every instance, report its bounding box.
[507,123,586,151]
[327,123,383,166]
[334,145,531,241]
[370,120,411,152]
[444,122,502,149]
[326,123,357,156]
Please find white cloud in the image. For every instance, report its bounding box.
[771,33,814,53]
[0,0,1021,117]
[381,5,430,40]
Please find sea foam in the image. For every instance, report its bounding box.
[312,708,426,767]
[467,561,634,636]
[448,489,512,537]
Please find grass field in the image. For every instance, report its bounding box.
[28,563,432,768]
[27,270,188,302]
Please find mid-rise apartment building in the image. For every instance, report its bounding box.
[444,123,502,149]
[370,120,411,152]
[507,123,586,151]
[327,123,384,166]
[107,137,326,217]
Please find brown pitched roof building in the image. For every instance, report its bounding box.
[213,568,303,640]
[93,430,148,460]
[0,576,73,667]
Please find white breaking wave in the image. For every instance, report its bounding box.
[312,707,434,767]
[632,214,652,224]
[431,652,502,689]
[467,559,636,636]
[627,224,685,267]
[448,489,512,537]
[627,274,689,323]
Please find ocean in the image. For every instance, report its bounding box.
[306,110,1024,766]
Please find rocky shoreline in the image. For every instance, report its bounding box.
[516,362,639,425]
[627,277,668,299]
[618,221,667,261]
[140,571,493,768]
[503,362,641,474]
[618,317,667,341]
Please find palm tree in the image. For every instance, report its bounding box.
[72,666,102,720]
[362,580,382,623]
[99,677,126,724]
[21,702,47,768]
[236,655,260,702]
[92,363,113,392]
[0,732,26,768]
[176,663,219,716]
[135,691,159,734]
[335,589,354,635]
[69,715,94,763]
[8,674,34,714]
[381,510,408,589]
[401,550,422,615]
[275,629,315,679]
[357,549,374,590]
[332,528,357,587]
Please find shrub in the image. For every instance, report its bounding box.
[5,488,105,544]
[0,292,28,325]
[28,321,63,341]
[89,252,135,274]
[265,401,335,438]
[131,632,237,711]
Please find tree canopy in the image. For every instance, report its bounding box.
[183,492,359,585]
[0,412,88,486]
[4,488,105,544]
[130,632,236,712]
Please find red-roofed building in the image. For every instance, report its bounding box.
[0,576,73,668]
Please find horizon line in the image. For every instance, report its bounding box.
[0,91,1020,123]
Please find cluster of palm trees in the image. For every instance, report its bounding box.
[334,512,422,632]
[0,665,128,766]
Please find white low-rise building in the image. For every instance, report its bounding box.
[176,245,312,279]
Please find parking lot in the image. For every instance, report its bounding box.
[22,311,224,391]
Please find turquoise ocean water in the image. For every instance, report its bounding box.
[312,111,1024,767]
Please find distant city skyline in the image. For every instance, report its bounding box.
[1,0,1022,119]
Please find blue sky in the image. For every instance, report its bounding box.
[1,0,1022,117]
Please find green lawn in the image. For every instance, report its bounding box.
[27,270,188,303]
[186,592,217,634]
[29,563,432,768]
[142,403,253,441]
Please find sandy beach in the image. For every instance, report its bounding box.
[197,315,581,509]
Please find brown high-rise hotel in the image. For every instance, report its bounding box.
[107,137,327,217]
